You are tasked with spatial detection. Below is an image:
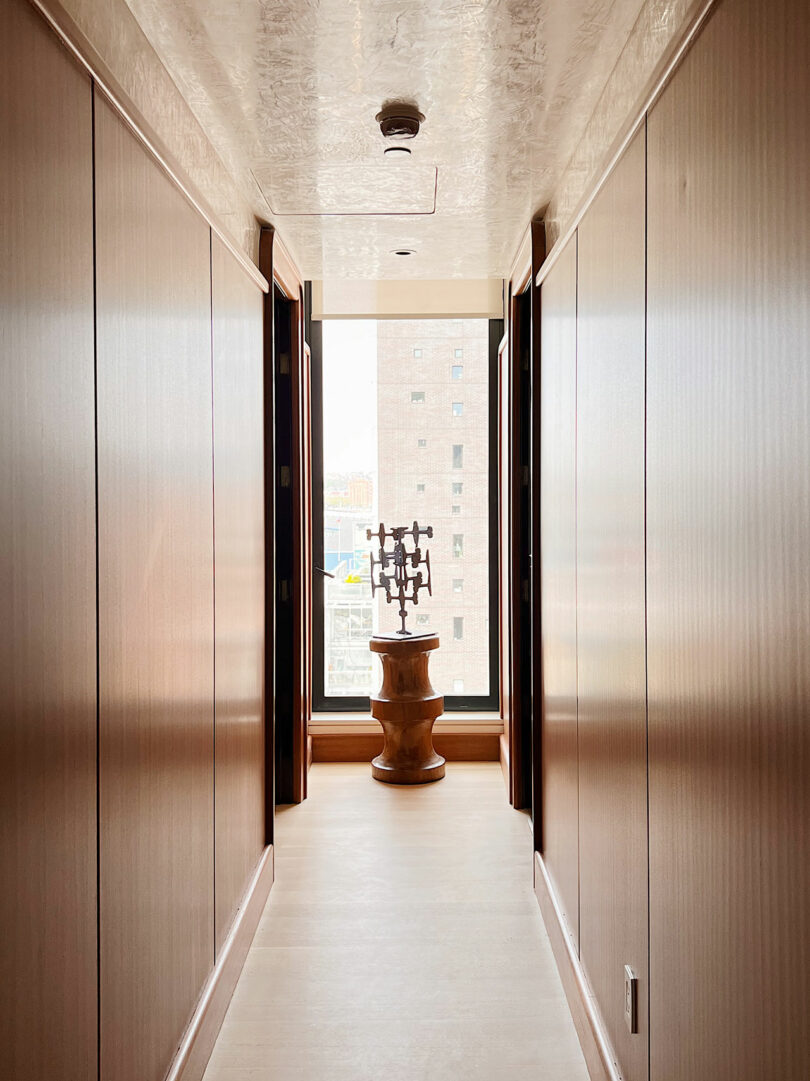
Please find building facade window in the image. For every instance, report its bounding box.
[417,438,427,448]
[453,617,464,640]
[413,348,422,357]
[416,483,425,493]
[453,578,463,593]
[452,444,463,468]
[454,348,463,358]
[452,481,463,495]
[452,402,463,417]
[453,534,464,557]
[451,364,463,380]
[451,504,461,515]
[416,613,430,626]
[411,390,425,404]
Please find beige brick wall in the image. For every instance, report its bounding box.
[376,319,490,696]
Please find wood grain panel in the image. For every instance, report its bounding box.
[498,330,511,759]
[212,236,266,952]
[575,127,647,1081]
[0,3,97,1078]
[646,1,810,1077]
[539,235,579,948]
[95,91,215,1081]
[507,287,532,809]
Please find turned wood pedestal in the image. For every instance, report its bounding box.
[369,633,445,784]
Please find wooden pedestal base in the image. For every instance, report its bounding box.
[369,633,445,785]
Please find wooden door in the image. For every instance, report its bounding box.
[260,230,310,805]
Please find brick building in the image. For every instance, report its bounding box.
[376,319,490,696]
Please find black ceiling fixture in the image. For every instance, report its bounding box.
[376,102,425,140]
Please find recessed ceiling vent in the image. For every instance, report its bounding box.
[376,102,425,140]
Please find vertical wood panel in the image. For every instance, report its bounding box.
[539,235,579,947]
[0,3,97,1078]
[508,288,532,809]
[576,127,648,1081]
[212,236,266,951]
[95,91,215,1081]
[647,0,810,1077]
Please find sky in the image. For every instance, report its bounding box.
[322,319,378,477]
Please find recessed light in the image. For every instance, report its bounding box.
[391,248,416,256]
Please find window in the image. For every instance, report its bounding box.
[453,617,464,640]
[315,317,498,710]
[452,402,463,417]
[454,348,463,358]
[413,348,422,358]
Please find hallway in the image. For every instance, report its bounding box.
[203,764,588,1081]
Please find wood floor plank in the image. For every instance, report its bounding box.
[203,763,588,1081]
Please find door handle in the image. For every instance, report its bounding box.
[314,566,335,579]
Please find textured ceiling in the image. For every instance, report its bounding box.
[123,0,647,279]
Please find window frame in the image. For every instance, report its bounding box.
[311,313,502,712]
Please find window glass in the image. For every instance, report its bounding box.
[452,402,463,417]
[454,348,463,358]
[320,318,490,699]
[453,617,464,640]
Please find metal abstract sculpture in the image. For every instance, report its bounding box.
[367,520,433,635]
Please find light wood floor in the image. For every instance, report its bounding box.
[203,762,589,1081]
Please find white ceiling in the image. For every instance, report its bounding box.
[123,0,646,280]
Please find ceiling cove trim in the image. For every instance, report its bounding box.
[509,222,542,296]
[271,230,304,300]
[27,0,269,294]
[536,0,717,289]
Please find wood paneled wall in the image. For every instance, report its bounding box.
[95,90,216,1081]
[539,235,580,948]
[212,237,266,950]
[537,1,810,1079]
[2,4,269,1078]
[0,4,98,1078]
[645,0,810,1077]
[575,126,648,1081]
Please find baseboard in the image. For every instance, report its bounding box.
[499,732,510,791]
[165,845,275,1081]
[311,730,500,763]
[533,852,620,1081]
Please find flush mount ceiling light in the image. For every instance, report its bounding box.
[376,102,425,140]
[391,248,416,256]
[384,145,412,158]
